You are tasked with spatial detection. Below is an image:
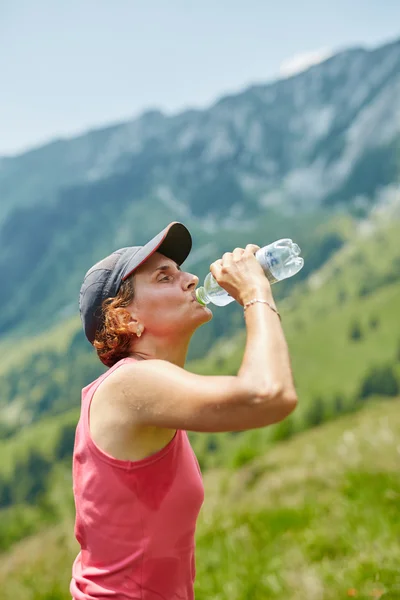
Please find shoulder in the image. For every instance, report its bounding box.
[90,360,166,429]
[90,360,177,458]
[104,359,182,390]
[96,358,174,412]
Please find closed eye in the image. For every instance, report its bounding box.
[154,264,181,282]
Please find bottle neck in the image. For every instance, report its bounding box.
[195,287,209,305]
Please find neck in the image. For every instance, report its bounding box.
[128,332,192,368]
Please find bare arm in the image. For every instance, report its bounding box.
[106,283,297,433]
[238,283,297,406]
[106,244,298,433]
[106,355,296,434]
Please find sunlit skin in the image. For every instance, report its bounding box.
[124,251,213,368]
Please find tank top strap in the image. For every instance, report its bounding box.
[80,356,182,470]
[81,357,138,455]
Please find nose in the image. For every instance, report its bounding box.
[185,272,199,290]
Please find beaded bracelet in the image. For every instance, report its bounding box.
[243,298,281,321]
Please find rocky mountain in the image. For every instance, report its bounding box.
[0,37,399,339]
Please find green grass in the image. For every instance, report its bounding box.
[0,398,399,599]
[193,398,400,600]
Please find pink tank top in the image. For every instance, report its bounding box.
[70,357,205,600]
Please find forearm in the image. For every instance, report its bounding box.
[237,287,297,401]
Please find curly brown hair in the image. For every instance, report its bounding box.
[93,275,136,367]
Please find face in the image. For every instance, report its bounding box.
[128,252,213,337]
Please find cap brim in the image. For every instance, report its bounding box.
[121,222,192,280]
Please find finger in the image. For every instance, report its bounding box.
[210,258,222,270]
[244,244,261,254]
[210,257,223,274]
[222,252,233,263]
[232,247,245,259]
[210,262,219,278]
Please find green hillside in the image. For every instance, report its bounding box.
[0,398,398,600]
[0,205,399,598]
[189,211,400,428]
[0,209,399,471]
[184,209,400,466]
[0,207,353,435]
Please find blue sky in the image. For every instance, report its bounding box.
[1,0,400,155]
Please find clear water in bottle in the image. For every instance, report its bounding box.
[195,238,304,307]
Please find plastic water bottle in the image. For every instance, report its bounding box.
[195,239,304,306]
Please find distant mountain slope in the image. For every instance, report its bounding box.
[0,38,399,339]
[1,39,400,220]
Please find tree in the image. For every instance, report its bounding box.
[0,476,12,508]
[55,423,77,461]
[333,393,345,415]
[305,396,325,427]
[359,364,399,400]
[11,450,52,505]
[369,315,380,330]
[270,416,295,442]
[206,435,219,453]
[349,320,363,341]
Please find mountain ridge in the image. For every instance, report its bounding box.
[1,37,399,220]
[1,36,398,162]
[0,36,399,341]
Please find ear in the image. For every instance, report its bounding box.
[125,316,144,337]
[125,316,139,333]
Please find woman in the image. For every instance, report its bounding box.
[71,221,297,599]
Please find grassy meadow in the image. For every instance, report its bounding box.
[0,398,398,599]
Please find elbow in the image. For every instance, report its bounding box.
[260,382,298,407]
[256,383,298,423]
[278,391,298,419]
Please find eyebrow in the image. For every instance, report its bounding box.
[153,263,181,273]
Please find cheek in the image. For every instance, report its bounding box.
[137,289,185,323]
[142,303,186,335]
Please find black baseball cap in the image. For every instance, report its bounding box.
[79,221,192,344]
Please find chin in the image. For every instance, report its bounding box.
[200,307,213,322]
[190,305,213,327]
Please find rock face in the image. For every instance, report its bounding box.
[0,38,399,336]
